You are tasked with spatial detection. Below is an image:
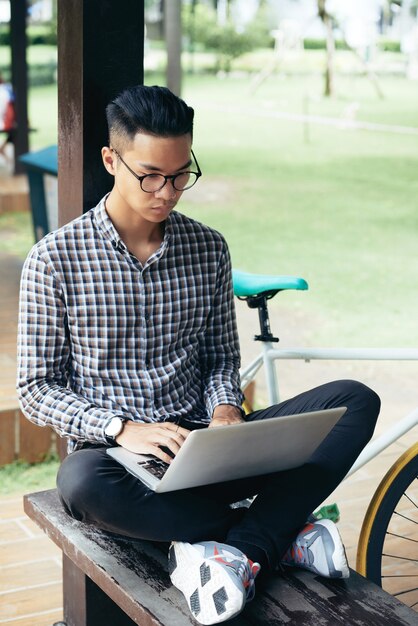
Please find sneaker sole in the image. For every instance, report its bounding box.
[169,542,246,625]
[316,519,350,579]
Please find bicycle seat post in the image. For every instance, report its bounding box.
[245,292,279,343]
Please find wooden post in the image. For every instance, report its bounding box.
[10,0,29,174]
[56,0,145,538]
[55,0,144,454]
[63,555,136,626]
[57,0,144,224]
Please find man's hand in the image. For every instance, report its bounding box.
[115,421,190,463]
[209,404,245,428]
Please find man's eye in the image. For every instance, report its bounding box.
[175,172,191,184]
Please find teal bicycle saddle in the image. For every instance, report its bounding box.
[232,270,308,298]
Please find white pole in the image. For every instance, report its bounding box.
[346,407,418,477]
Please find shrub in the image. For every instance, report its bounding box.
[304,37,401,54]
[29,62,57,86]
[0,25,9,46]
[28,25,57,46]
[183,3,273,72]
[0,25,57,46]
[304,38,349,51]
[377,39,401,53]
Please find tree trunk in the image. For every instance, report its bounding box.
[318,0,335,98]
[165,0,182,96]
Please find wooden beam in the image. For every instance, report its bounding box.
[57,0,144,225]
[10,0,29,175]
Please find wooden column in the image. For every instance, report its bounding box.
[57,0,144,224]
[56,0,145,610]
[10,0,29,174]
[56,1,144,455]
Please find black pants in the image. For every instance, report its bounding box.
[57,380,380,569]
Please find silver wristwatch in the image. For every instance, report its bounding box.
[104,417,125,440]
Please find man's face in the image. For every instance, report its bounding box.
[104,132,193,224]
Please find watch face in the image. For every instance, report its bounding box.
[106,418,123,437]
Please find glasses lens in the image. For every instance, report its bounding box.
[173,172,198,191]
[140,172,200,192]
[141,174,166,193]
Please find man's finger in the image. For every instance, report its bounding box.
[163,422,190,438]
[156,435,182,458]
[152,445,175,464]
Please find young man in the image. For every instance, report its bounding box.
[17,85,380,625]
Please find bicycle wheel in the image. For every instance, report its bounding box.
[357,442,418,611]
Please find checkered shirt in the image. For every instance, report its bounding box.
[17,196,244,451]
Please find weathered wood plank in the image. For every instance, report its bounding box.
[0,409,15,465]
[19,410,52,463]
[0,408,54,466]
[24,489,418,626]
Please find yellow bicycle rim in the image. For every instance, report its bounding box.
[356,441,418,575]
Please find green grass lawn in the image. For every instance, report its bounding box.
[175,73,418,347]
[0,210,33,258]
[28,83,58,149]
[0,455,59,496]
[12,65,418,351]
[0,44,57,67]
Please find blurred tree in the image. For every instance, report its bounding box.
[164,0,182,95]
[183,1,272,73]
[49,0,57,41]
[317,0,335,97]
[317,0,384,99]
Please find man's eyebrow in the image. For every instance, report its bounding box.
[136,159,192,172]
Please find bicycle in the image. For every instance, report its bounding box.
[232,269,418,611]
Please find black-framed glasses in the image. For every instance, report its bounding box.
[111,147,202,193]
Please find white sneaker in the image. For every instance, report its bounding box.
[281,519,350,579]
[168,541,260,624]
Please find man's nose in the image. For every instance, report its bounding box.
[155,179,177,200]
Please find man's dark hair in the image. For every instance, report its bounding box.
[106,85,194,152]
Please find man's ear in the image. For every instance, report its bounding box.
[101,146,116,176]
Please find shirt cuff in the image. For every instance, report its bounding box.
[205,389,245,419]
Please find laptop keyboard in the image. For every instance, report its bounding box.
[138,458,170,479]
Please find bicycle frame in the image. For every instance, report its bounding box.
[240,343,418,478]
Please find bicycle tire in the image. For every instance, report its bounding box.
[357,442,418,609]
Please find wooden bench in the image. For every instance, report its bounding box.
[24,489,417,626]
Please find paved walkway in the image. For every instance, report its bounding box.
[0,245,62,624]
[0,495,63,626]
[0,254,23,413]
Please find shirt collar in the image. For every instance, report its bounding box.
[93,193,174,254]
[93,194,122,247]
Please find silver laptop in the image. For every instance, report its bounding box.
[106,407,346,493]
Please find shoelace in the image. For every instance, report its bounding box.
[283,524,320,567]
[292,543,311,566]
[208,548,259,601]
[246,561,261,602]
